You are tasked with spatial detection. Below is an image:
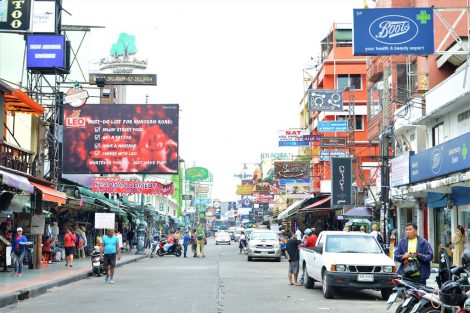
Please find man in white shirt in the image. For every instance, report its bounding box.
[295,228,302,241]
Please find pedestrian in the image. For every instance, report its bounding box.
[196,227,206,257]
[239,231,247,254]
[452,225,467,266]
[370,224,383,245]
[295,228,302,240]
[11,227,27,277]
[190,229,198,257]
[64,227,77,267]
[183,231,190,258]
[360,226,366,233]
[394,223,433,285]
[127,228,135,252]
[286,233,302,286]
[101,229,121,284]
[343,226,350,232]
[174,229,182,240]
[303,229,317,249]
[75,225,86,259]
[81,226,88,256]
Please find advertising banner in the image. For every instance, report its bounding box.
[26,35,66,69]
[62,104,179,174]
[91,177,174,195]
[0,0,33,33]
[353,8,434,56]
[236,185,252,195]
[278,129,310,147]
[410,132,470,184]
[286,182,311,199]
[317,121,348,132]
[391,152,412,187]
[303,135,321,142]
[94,213,116,229]
[274,161,309,180]
[331,158,352,206]
[32,1,56,33]
[308,89,343,111]
[321,137,348,148]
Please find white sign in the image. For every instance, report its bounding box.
[32,1,57,33]
[320,180,332,193]
[286,182,311,199]
[391,152,412,187]
[31,215,46,235]
[94,213,116,229]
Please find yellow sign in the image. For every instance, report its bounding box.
[236,185,253,195]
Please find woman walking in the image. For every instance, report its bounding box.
[239,231,247,254]
[452,225,467,266]
[64,228,77,267]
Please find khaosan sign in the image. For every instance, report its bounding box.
[91,177,175,195]
[308,89,344,112]
[331,158,352,206]
[353,7,434,56]
[185,167,209,181]
[278,129,310,146]
[62,103,179,174]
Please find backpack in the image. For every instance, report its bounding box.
[75,232,81,246]
[377,232,383,244]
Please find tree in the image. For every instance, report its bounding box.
[110,33,137,57]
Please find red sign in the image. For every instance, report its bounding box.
[91,178,174,195]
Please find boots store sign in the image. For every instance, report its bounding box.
[353,7,434,56]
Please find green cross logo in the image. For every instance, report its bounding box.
[416,10,431,24]
[462,143,468,160]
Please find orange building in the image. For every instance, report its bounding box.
[300,23,380,203]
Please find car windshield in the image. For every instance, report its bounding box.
[325,235,382,254]
[250,232,278,241]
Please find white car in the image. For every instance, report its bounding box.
[215,232,231,245]
[247,230,281,262]
[299,231,396,300]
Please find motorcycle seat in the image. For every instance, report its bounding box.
[403,280,436,293]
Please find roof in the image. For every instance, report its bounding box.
[0,81,44,116]
[319,231,373,236]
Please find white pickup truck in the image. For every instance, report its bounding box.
[299,231,396,299]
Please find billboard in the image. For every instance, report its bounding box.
[274,161,309,180]
[32,1,56,33]
[91,177,174,195]
[331,158,352,206]
[391,152,412,187]
[353,8,434,56]
[26,35,66,69]
[0,0,32,33]
[236,185,252,195]
[308,89,343,111]
[286,182,311,199]
[185,167,209,181]
[62,104,179,174]
[278,129,310,147]
[317,121,348,132]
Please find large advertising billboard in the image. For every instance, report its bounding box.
[353,8,434,56]
[27,35,65,69]
[331,158,352,206]
[62,104,179,174]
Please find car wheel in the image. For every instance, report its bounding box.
[229,242,231,245]
[274,257,281,262]
[248,256,253,262]
[322,271,335,299]
[216,243,218,245]
[303,266,315,289]
[381,288,393,301]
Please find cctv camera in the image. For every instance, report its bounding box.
[95,77,106,88]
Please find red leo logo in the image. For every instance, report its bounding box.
[65,110,86,128]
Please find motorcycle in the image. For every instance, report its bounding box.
[91,246,105,277]
[156,239,182,257]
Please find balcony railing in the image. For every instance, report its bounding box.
[0,141,35,175]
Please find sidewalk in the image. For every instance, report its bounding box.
[0,251,147,308]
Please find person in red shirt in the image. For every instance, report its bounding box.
[64,228,77,267]
[303,229,318,248]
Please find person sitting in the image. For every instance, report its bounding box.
[164,232,175,253]
[42,236,53,264]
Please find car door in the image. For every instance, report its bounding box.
[311,234,326,281]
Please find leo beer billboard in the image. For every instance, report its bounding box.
[62,104,179,174]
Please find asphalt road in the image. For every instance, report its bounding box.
[2,238,389,313]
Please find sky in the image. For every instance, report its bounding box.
[62,0,365,201]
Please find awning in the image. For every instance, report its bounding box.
[300,196,331,212]
[3,88,45,116]
[31,182,67,205]
[277,198,310,221]
[0,170,34,193]
[343,206,373,217]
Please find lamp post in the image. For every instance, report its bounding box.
[136,174,146,255]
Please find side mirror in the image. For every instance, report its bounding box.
[313,244,323,254]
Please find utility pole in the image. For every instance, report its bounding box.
[136,174,146,255]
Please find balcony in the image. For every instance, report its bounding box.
[415,63,470,124]
[367,60,383,83]
[0,141,35,175]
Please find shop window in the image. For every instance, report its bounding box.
[432,123,444,146]
[368,79,384,119]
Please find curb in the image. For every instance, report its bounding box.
[0,255,147,308]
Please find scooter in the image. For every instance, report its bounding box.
[156,239,182,257]
[91,246,105,277]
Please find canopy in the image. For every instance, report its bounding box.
[0,169,34,193]
[31,182,67,205]
[277,198,310,220]
[345,218,372,227]
[1,82,45,116]
[300,196,331,212]
[343,206,373,217]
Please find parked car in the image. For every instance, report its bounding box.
[247,230,281,262]
[299,231,395,300]
[215,232,231,245]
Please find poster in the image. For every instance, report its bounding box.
[94,213,116,230]
[62,104,179,174]
[31,215,46,235]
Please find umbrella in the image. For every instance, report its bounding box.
[343,206,373,217]
[345,218,372,227]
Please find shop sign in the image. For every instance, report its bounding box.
[186,167,209,181]
[32,1,56,33]
[26,35,66,70]
[317,121,348,132]
[320,150,348,161]
[260,152,293,160]
[95,213,115,229]
[308,89,343,111]
[274,161,309,180]
[286,182,311,199]
[410,132,470,183]
[236,185,252,195]
[64,86,89,108]
[89,73,157,86]
[390,152,413,187]
[252,182,271,194]
[196,185,210,194]
[320,137,348,148]
[0,0,33,33]
[303,135,321,142]
[194,198,212,205]
[181,194,193,201]
[353,7,434,56]
[278,129,310,147]
[331,158,352,206]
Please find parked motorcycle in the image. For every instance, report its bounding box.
[91,246,105,277]
[156,239,182,257]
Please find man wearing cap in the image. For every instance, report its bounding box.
[11,227,27,277]
[101,229,121,284]
[303,229,318,249]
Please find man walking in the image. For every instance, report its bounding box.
[286,233,302,286]
[295,228,302,240]
[183,231,190,258]
[101,229,121,284]
[190,229,198,257]
[196,227,206,257]
[394,223,433,285]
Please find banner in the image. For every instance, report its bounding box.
[331,158,352,206]
[274,161,309,180]
[286,182,311,199]
[278,129,310,147]
[308,89,343,111]
[95,213,115,229]
[353,7,434,56]
[0,0,33,33]
[62,104,179,174]
[91,178,174,195]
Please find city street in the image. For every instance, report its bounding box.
[3,239,387,313]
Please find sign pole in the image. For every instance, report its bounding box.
[136,174,146,255]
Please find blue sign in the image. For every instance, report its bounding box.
[317,121,348,132]
[320,150,348,161]
[279,141,310,147]
[279,179,311,185]
[194,198,212,205]
[410,132,470,184]
[27,35,65,69]
[353,8,434,56]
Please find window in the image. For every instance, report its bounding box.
[432,123,444,146]
[355,115,364,131]
[325,235,382,254]
[458,109,470,123]
[368,78,384,119]
[337,74,362,90]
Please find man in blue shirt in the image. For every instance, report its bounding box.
[100,229,121,284]
[183,231,191,258]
